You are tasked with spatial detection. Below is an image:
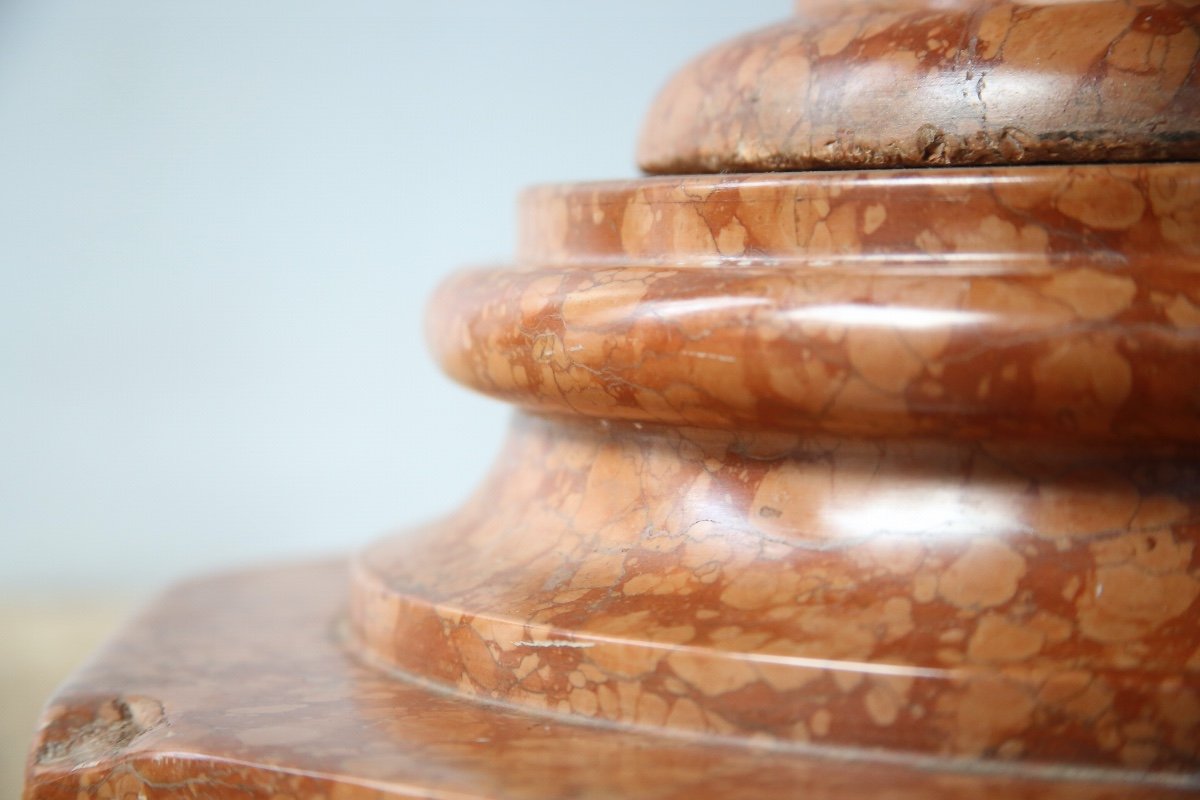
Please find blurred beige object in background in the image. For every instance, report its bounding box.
[1,601,134,799]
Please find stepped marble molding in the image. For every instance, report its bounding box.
[24,1,1200,797]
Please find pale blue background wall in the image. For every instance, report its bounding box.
[0,2,788,595]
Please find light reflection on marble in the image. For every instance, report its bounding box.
[24,1,1200,795]
[783,304,990,331]
[25,561,1200,799]
[822,486,1021,540]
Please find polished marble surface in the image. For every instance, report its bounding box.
[433,164,1200,443]
[23,1,1200,795]
[640,0,1200,172]
[23,561,1200,799]
[356,413,1200,772]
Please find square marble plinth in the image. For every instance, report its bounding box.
[21,559,1197,799]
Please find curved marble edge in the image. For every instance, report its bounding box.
[426,264,1200,442]
[517,164,1200,269]
[431,163,1200,443]
[347,615,1200,793]
[350,413,1200,772]
[26,560,1197,799]
[637,1,1200,173]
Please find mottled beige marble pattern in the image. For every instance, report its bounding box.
[430,165,1200,443]
[354,415,1200,771]
[24,562,1200,799]
[23,2,1200,797]
[640,0,1200,173]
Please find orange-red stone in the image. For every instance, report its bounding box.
[639,0,1200,173]
[24,3,1200,798]
[431,164,1200,443]
[23,561,1200,798]
[353,414,1200,771]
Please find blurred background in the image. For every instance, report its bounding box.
[0,0,787,794]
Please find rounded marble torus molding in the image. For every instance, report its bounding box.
[430,164,1200,444]
[22,6,1200,800]
[638,0,1200,173]
[349,160,1200,786]
[352,6,1200,788]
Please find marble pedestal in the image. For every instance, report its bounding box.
[24,1,1200,796]
[23,560,1198,799]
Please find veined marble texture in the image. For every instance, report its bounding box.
[356,161,1200,779]
[24,2,1200,797]
[640,0,1200,173]
[431,164,1200,443]
[30,162,1200,800]
[25,562,1198,799]
[354,413,1200,773]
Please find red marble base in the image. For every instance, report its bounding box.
[24,1,1200,795]
[22,559,1198,799]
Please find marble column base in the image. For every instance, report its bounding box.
[22,559,1198,799]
